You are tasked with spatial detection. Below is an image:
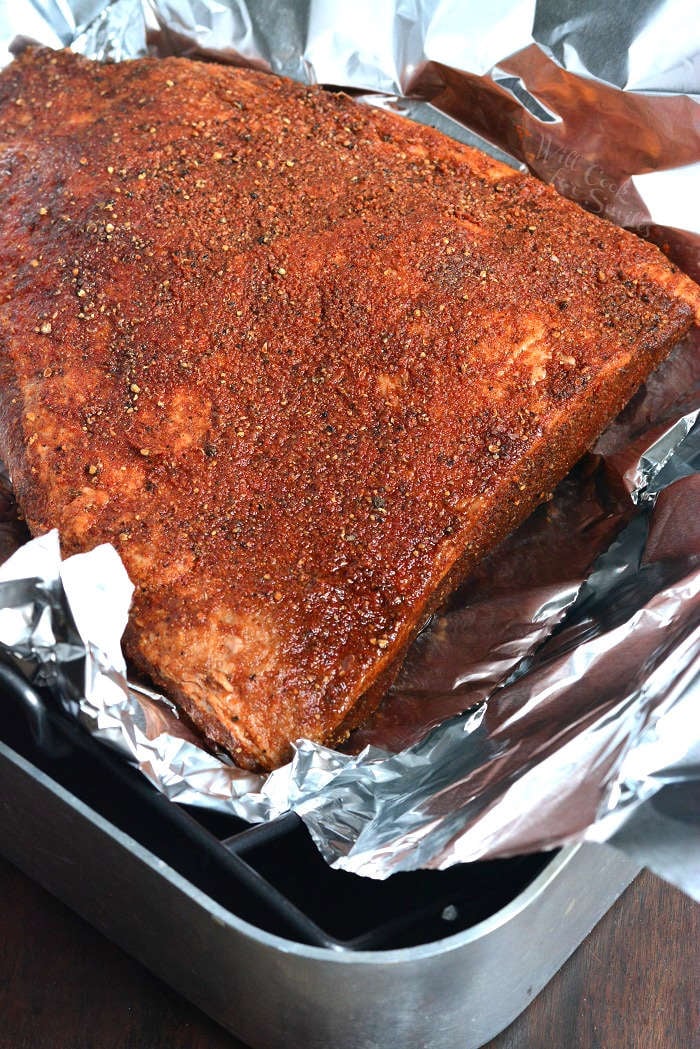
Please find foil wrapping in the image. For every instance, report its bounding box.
[0,1,698,895]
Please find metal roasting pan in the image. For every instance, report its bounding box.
[0,664,640,1049]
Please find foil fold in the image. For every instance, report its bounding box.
[0,0,698,895]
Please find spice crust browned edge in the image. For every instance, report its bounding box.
[130,311,695,770]
[329,314,697,749]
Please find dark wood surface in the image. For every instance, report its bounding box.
[0,855,697,1049]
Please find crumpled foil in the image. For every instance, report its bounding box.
[0,1,698,896]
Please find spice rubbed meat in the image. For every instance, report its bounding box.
[0,49,698,770]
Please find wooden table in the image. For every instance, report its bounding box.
[0,856,697,1049]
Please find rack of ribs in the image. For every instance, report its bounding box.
[0,48,698,769]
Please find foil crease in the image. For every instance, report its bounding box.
[0,1,698,895]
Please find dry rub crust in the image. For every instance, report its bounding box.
[0,48,698,769]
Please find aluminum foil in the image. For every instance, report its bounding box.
[0,1,699,896]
